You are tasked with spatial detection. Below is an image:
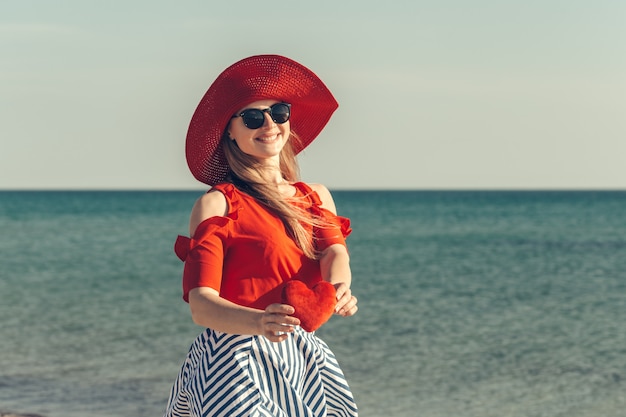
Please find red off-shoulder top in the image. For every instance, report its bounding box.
[174,182,351,309]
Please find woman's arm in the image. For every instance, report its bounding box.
[186,190,300,342]
[319,244,358,316]
[188,287,300,342]
[311,183,359,317]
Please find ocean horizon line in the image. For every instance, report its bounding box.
[1,187,625,193]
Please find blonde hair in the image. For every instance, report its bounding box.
[221,130,329,259]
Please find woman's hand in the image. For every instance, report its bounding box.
[260,304,301,342]
[333,282,358,317]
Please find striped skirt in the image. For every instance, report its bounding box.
[164,327,358,417]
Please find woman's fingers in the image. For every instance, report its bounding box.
[336,295,358,316]
[338,296,358,316]
[333,283,358,317]
[262,303,300,342]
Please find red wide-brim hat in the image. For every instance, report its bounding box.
[185,54,339,186]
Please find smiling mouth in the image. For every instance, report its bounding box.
[255,134,279,143]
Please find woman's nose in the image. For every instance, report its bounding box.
[261,111,276,128]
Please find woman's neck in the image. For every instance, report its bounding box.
[257,162,287,185]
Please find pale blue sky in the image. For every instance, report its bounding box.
[1,0,625,189]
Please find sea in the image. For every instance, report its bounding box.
[1,190,625,417]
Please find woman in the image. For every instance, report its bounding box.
[165,54,358,417]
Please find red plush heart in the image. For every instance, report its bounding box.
[282,280,337,332]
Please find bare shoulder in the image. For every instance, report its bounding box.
[308,183,337,214]
[189,189,228,236]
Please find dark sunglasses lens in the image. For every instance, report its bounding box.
[271,104,290,124]
[242,110,265,129]
[240,104,290,129]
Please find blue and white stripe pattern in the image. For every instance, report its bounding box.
[164,327,358,416]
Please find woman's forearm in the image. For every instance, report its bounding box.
[320,244,352,288]
[319,244,358,316]
[188,287,263,334]
[188,287,300,342]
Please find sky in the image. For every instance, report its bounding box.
[1,0,625,190]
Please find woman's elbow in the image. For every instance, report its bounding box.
[189,303,205,326]
[187,287,219,327]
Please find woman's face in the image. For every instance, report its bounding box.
[227,99,291,163]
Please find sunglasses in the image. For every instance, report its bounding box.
[232,103,291,129]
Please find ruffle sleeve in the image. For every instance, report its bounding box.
[295,183,352,252]
[174,184,240,302]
